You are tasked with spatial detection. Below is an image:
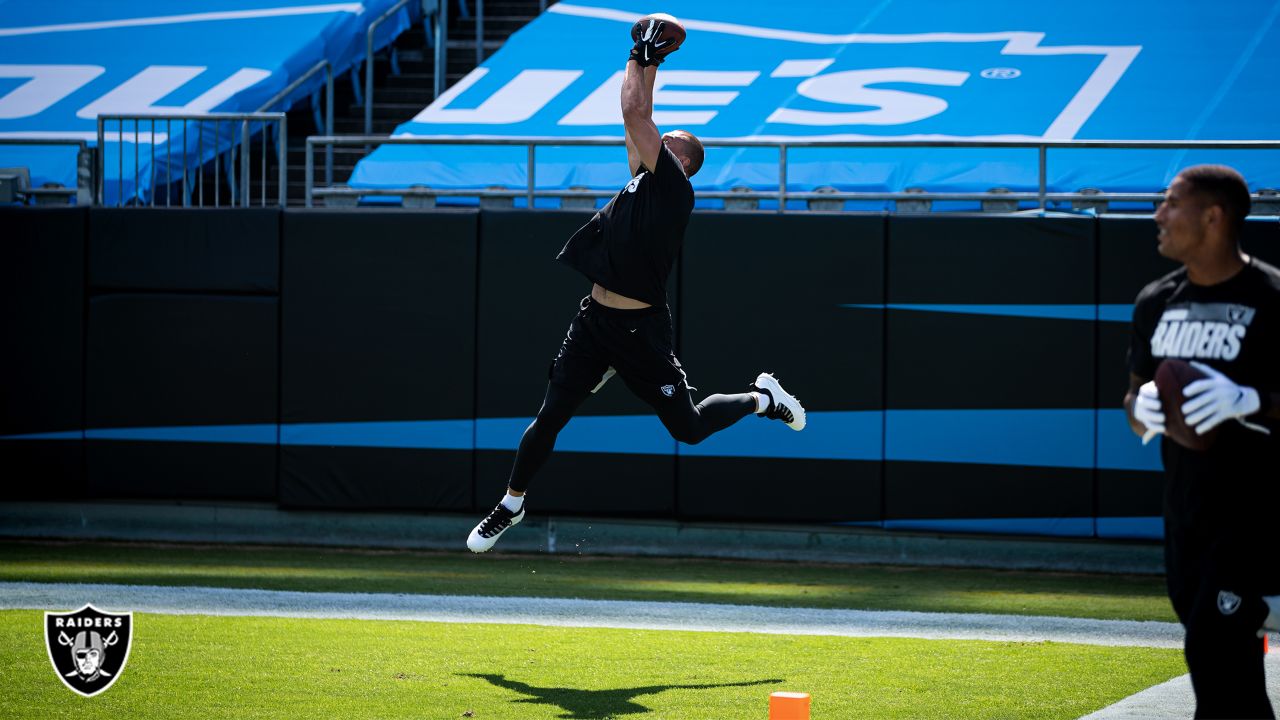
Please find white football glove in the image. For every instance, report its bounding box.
[1181,362,1270,436]
[1133,381,1165,446]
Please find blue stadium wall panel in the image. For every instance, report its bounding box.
[89,208,280,293]
[882,215,1096,534]
[474,209,677,517]
[85,294,278,500]
[278,210,477,511]
[0,208,86,499]
[676,213,885,522]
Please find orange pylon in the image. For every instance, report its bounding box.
[769,691,810,720]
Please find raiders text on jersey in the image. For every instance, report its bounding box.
[1150,302,1256,361]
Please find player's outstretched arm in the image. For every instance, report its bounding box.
[622,58,660,176]
[622,14,683,175]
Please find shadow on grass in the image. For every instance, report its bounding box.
[460,672,781,719]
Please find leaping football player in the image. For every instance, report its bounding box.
[467,14,806,553]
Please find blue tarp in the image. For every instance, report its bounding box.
[352,0,1280,207]
[0,0,414,204]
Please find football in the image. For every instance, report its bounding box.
[1154,358,1218,451]
[630,12,686,56]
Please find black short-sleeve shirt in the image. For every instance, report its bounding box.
[557,144,694,306]
[1127,257,1280,533]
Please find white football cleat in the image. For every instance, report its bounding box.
[467,502,525,553]
[752,372,806,431]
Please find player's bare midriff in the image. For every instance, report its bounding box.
[592,283,651,309]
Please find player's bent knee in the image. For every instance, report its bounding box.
[667,426,706,445]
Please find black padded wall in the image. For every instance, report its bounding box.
[0,208,86,498]
[90,208,279,292]
[8,204,1270,536]
[883,215,1097,534]
[84,209,280,500]
[85,294,278,499]
[279,210,477,511]
[474,209,678,516]
[676,213,885,522]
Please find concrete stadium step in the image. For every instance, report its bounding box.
[382,72,470,90]
[452,17,535,39]
[367,88,434,104]
[268,163,360,178]
[332,117,406,134]
[345,102,430,118]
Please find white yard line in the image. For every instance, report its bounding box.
[0,581,1180,647]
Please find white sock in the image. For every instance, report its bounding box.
[754,391,771,414]
[501,492,524,513]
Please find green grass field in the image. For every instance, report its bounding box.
[0,540,1185,719]
[0,611,1184,720]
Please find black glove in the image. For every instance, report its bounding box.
[629,18,676,67]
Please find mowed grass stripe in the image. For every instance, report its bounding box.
[0,540,1175,622]
[0,610,1185,720]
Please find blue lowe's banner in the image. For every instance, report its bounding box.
[0,0,412,203]
[352,0,1280,204]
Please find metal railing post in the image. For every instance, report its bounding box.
[527,143,535,208]
[96,120,105,205]
[213,120,220,207]
[434,0,448,99]
[1038,144,1047,211]
[326,68,334,185]
[279,115,288,207]
[305,137,315,208]
[240,119,250,207]
[149,119,155,207]
[476,0,485,65]
[778,144,788,214]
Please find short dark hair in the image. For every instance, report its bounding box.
[1178,164,1251,236]
[669,130,704,177]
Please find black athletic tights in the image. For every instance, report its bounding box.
[507,380,755,492]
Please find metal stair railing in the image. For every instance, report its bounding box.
[302,135,1280,211]
[97,112,286,208]
[365,0,417,135]
[257,60,333,187]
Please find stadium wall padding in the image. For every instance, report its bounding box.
[89,208,280,293]
[883,215,1097,535]
[6,209,1270,538]
[676,213,885,522]
[278,209,477,511]
[85,293,278,500]
[0,208,86,499]
[80,208,281,500]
